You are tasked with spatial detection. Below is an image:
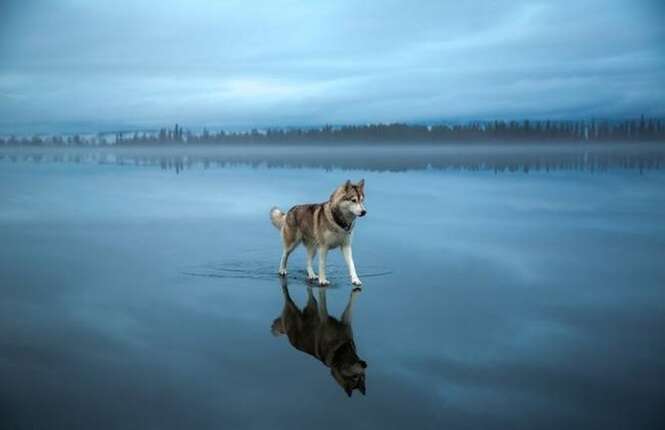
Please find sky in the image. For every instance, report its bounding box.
[1,0,664,133]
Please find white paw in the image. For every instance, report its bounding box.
[318,279,330,286]
[351,278,363,286]
[278,269,287,276]
[306,274,318,282]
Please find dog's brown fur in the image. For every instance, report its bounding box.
[272,278,366,397]
[270,180,366,286]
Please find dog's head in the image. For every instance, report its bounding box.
[330,179,366,218]
[331,357,367,397]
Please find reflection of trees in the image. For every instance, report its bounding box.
[2,116,665,147]
[3,145,663,174]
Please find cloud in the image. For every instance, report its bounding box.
[0,0,664,133]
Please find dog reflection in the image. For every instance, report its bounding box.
[272,279,367,397]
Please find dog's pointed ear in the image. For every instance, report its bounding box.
[271,318,285,337]
[357,179,365,190]
[359,379,366,396]
[343,179,352,191]
[344,386,353,397]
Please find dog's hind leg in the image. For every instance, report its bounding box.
[305,245,318,281]
[278,243,297,276]
[303,287,318,318]
[278,228,300,276]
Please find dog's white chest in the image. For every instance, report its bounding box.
[321,229,348,249]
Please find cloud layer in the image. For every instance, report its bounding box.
[1,0,664,133]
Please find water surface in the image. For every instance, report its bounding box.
[1,148,664,429]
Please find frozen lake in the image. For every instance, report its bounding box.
[1,145,664,429]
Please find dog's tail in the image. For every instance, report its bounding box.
[270,207,286,230]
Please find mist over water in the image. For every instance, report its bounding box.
[1,147,664,429]
[2,142,664,173]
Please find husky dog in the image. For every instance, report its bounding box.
[270,179,366,286]
[272,278,367,397]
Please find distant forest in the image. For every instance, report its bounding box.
[2,116,665,146]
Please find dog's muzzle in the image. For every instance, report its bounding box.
[359,209,367,217]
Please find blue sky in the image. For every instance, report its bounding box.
[1,0,664,133]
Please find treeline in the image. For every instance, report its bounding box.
[2,117,665,146]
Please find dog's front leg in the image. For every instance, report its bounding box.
[317,288,329,319]
[318,246,330,286]
[341,244,362,286]
[341,288,360,324]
